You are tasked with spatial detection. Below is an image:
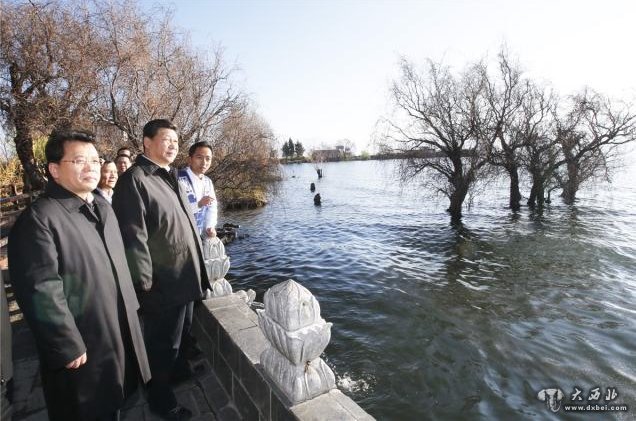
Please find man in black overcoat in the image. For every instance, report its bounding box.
[8,129,151,421]
[113,119,210,420]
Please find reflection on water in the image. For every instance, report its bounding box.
[224,160,636,420]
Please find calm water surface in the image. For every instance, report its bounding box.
[222,160,636,420]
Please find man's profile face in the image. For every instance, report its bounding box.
[143,128,178,166]
[99,162,118,189]
[188,146,212,176]
[48,141,100,196]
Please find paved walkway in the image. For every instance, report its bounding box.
[7,303,242,421]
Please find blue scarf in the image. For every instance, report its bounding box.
[177,168,206,233]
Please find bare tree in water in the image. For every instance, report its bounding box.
[521,88,636,207]
[515,83,560,208]
[480,50,528,210]
[383,58,490,222]
[383,50,636,215]
[553,90,636,204]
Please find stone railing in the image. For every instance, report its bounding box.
[194,237,374,420]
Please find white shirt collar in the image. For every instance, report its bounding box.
[186,166,204,180]
[96,187,113,198]
[142,154,171,171]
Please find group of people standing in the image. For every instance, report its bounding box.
[8,119,220,420]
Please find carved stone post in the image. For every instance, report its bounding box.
[201,237,232,297]
[257,280,336,404]
[202,237,255,303]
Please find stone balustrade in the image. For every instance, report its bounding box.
[257,280,336,404]
[194,237,374,420]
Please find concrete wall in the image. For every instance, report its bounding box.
[192,294,374,420]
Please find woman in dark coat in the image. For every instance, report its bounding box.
[8,129,151,421]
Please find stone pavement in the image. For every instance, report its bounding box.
[8,317,242,421]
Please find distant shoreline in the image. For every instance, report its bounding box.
[280,150,445,165]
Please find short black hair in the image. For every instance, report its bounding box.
[115,155,131,163]
[116,146,131,157]
[102,160,115,166]
[142,119,177,139]
[188,141,213,157]
[45,129,95,163]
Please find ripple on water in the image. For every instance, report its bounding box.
[225,161,636,420]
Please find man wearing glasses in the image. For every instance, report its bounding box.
[113,119,210,420]
[8,129,151,421]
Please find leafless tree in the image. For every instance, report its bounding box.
[481,50,528,210]
[1,0,278,205]
[0,0,108,190]
[554,90,636,204]
[383,58,490,222]
[204,105,281,208]
[90,0,241,152]
[383,51,636,215]
[517,84,560,207]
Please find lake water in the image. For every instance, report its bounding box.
[222,159,636,420]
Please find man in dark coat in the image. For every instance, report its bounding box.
[113,119,210,420]
[8,129,151,421]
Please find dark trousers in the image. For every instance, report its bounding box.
[143,302,193,411]
[177,301,197,364]
[41,366,123,421]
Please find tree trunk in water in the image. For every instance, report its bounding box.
[447,181,469,223]
[527,184,537,207]
[560,161,579,205]
[508,166,522,211]
[14,121,46,192]
[536,186,545,207]
[527,175,545,208]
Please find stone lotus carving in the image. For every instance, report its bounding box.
[258,280,336,404]
[260,347,336,404]
[202,237,232,298]
[202,237,231,280]
[209,278,233,297]
[201,236,254,305]
[258,310,331,365]
[261,279,323,331]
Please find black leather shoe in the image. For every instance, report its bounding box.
[150,405,192,420]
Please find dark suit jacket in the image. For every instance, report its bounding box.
[112,155,210,313]
[8,181,151,420]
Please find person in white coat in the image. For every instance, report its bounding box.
[177,141,218,238]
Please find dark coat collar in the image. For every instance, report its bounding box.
[45,181,88,213]
[135,154,173,175]
[44,181,107,224]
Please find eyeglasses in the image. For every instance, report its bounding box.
[60,158,102,167]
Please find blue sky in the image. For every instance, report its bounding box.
[140,0,636,153]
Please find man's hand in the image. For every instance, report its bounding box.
[206,227,217,238]
[65,352,87,369]
[198,195,215,207]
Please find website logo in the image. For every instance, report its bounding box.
[536,386,629,414]
[537,388,564,412]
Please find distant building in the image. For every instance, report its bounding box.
[312,145,353,162]
[311,149,343,161]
